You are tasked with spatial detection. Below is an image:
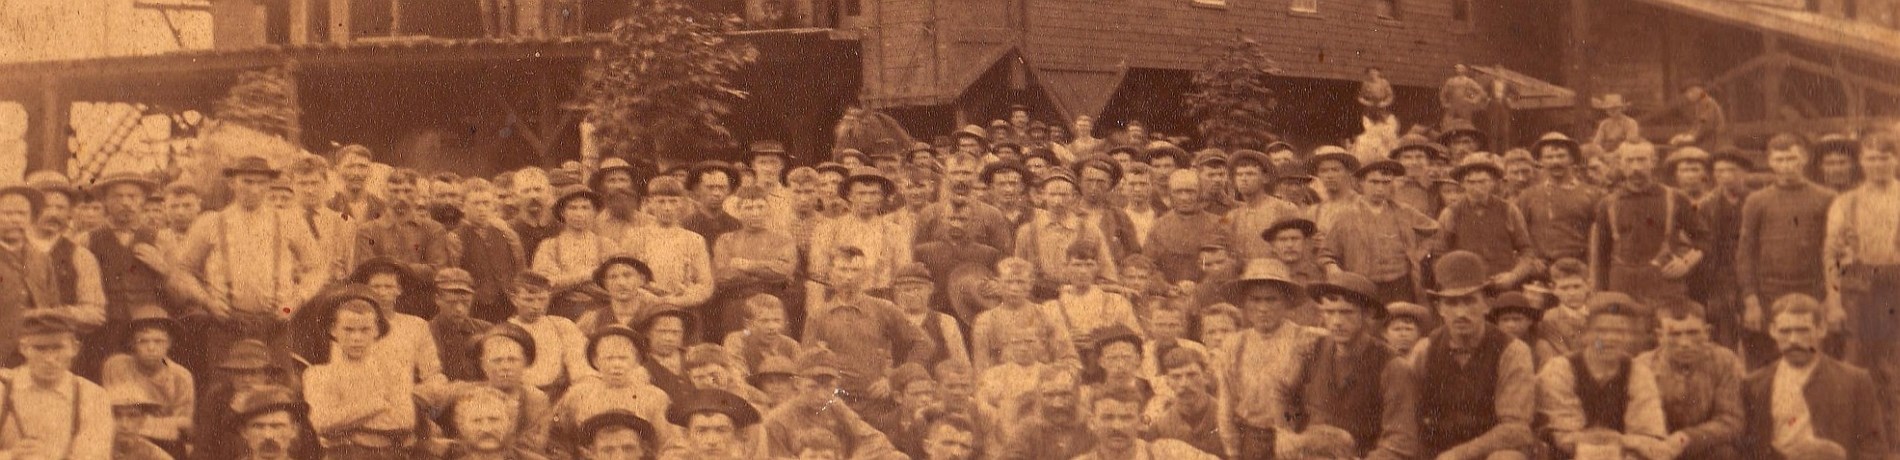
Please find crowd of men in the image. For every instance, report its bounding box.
[0,93,1897,460]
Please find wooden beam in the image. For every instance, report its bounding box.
[1564,0,1593,116]
[1763,36,1784,122]
[33,76,69,176]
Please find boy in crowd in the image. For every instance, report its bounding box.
[1537,258,1595,363]
[722,294,801,375]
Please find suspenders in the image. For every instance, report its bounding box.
[0,377,85,459]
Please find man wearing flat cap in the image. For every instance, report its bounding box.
[432,268,496,381]
[1409,251,1537,459]
[1286,270,1420,460]
[1319,160,1439,304]
[176,156,325,373]
[0,311,114,459]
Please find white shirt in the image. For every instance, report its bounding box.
[0,369,112,460]
[625,225,713,307]
[510,316,596,389]
[1771,360,1819,455]
[1039,287,1143,343]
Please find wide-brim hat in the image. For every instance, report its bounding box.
[1449,162,1505,181]
[978,160,1034,186]
[580,411,658,449]
[796,347,844,378]
[837,173,897,198]
[1105,145,1142,158]
[1223,258,1306,304]
[1141,144,1191,166]
[1485,292,1540,323]
[636,309,700,347]
[665,389,761,428]
[120,315,182,353]
[745,355,799,387]
[1310,151,1362,173]
[952,125,987,141]
[1813,134,1861,158]
[218,339,280,371]
[1710,149,1755,170]
[230,385,306,423]
[1529,132,1584,163]
[107,384,164,411]
[688,161,742,189]
[1191,149,1229,168]
[747,140,791,159]
[1307,271,1385,317]
[1428,250,1490,297]
[0,186,45,213]
[551,189,604,224]
[1071,154,1125,189]
[585,326,645,367]
[1389,134,1450,162]
[435,268,476,293]
[592,256,654,288]
[467,323,539,372]
[1261,217,1317,241]
[1263,141,1296,154]
[1437,125,1489,149]
[89,172,159,199]
[222,156,281,178]
[894,262,933,286]
[1355,160,1407,179]
[1090,324,1144,354]
[590,157,652,192]
[814,162,851,178]
[1228,149,1272,171]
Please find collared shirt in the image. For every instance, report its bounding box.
[0,369,113,460]
[1406,332,1539,458]
[1319,198,1437,282]
[177,206,324,314]
[531,230,621,290]
[1826,181,1900,266]
[970,303,1081,372]
[100,355,195,441]
[510,316,595,389]
[803,295,933,392]
[1220,322,1326,428]
[624,225,713,307]
[1228,195,1305,260]
[304,355,414,434]
[1771,360,1819,454]
[810,213,912,289]
[1039,286,1142,344]
[552,380,676,449]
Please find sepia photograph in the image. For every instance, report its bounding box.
[0,0,1898,458]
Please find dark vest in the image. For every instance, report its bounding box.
[1570,354,1632,431]
[48,237,77,306]
[1294,339,1396,455]
[1449,199,1520,276]
[1420,326,1512,452]
[89,229,168,318]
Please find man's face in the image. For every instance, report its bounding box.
[1553,277,1590,306]
[1150,157,1178,179]
[1169,181,1203,213]
[1120,173,1154,205]
[339,158,372,185]
[1268,228,1310,263]
[267,188,294,210]
[291,172,327,208]
[945,160,979,188]
[437,288,474,315]
[1396,150,1431,175]
[1243,285,1291,330]
[831,256,872,292]
[1658,314,1710,355]
[795,374,843,408]
[1151,310,1186,342]
[1385,321,1420,350]
[1506,162,1538,188]
[455,397,515,453]
[1042,181,1077,213]
[515,179,551,214]
[386,180,420,209]
[895,282,933,312]
[847,183,886,216]
[1674,162,1709,190]
[1200,315,1237,346]
[1198,250,1234,279]
[331,308,379,360]
[1010,110,1030,128]
[1098,342,1139,379]
[561,197,599,230]
[1437,293,1488,338]
[602,265,648,300]
[990,172,1025,203]
[1496,313,1534,340]
[165,194,201,229]
[1036,373,1079,425]
[1198,164,1229,191]
[1317,297,1366,342]
[585,426,647,460]
[1461,172,1498,199]
[140,200,164,230]
[956,138,983,155]
[599,171,636,194]
[922,424,975,460]
[433,181,464,206]
[686,414,738,453]
[734,198,770,228]
[511,287,551,322]
[1088,399,1143,452]
[480,338,528,387]
[592,335,639,385]
[1713,161,1747,192]
[1165,362,1208,400]
[0,195,30,242]
[938,370,975,404]
[1360,171,1396,201]
[749,307,787,336]
[1768,148,1807,183]
[1771,311,1824,367]
[1025,158,1051,179]
[113,405,149,435]
[132,329,171,362]
[20,333,76,381]
[367,273,402,310]
[242,411,298,460]
[1315,161,1350,190]
[697,172,733,208]
[1267,151,1297,170]
[902,179,935,207]
[1586,313,1639,358]
[1232,165,1265,196]
[1449,136,1480,155]
[896,380,939,411]
[103,184,144,226]
[1540,147,1574,175]
[1079,168,1114,201]
[464,190,497,221]
[1621,148,1657,186]
[229,173,271,209]
[647,317,686,356]
[688,363,732,390]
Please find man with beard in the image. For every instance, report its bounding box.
[1534,292,1672,459]
[1590,142,1708,303]
[177,156,324,374]
[456,185,528,323]
[25,172,107,332]
[0,312,113,459]
[995,366,1092,459]
[433,268,495,380]
[659,389,763,460]
[445,386,549,459]
[285,157,356,284]
[1285,271,1420,460]
[551,326,675,457]
[1228,150,1304,261]
[1192,150,1238,215]
[1742,294,1888,459]
[509,168,559,262]
[1410,251,1536,459]
[1740,134,1838,367]
[1633,296,1743,459]
[229,385,307,460]
[356,169,452,273]
[1517,132,1602,266]
[302,290,415,458]
[761,349,905,459]
[914,153,1014,251]
[1147,170,1232,283]
[1151,347,1223,455]
[683,162,743,249]
[1072,386,1219,460]
[1824,131,1900,440]
[327,145,386,220]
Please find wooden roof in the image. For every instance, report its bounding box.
[1626,0,1900,63]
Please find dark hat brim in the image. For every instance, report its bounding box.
[1427,284,1488,298]
[1530,137,1585,163]
[1389,143,1451,162]
[1260,219,1317,240]
[120,317,182,353]
[978,161,1035,186]
[1449,162,1506,181]
[744,371,797,388]
[551,190,605,224]
[1437,128,1489,147]
[592,256,655,288]
[221,167,282,178]
[1222,278,1306,305]
[1355,160,1407,178]
[637,309,700,345]
[1310,153,1362,172]
[580,411,659,448]
[1486,305,1542,323]
[665,390,762,427]
[837,174,897,197]
[1307,283,1385,317]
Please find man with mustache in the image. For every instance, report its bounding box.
[1589,141,1709,304]
[1409,251,1536,459]
[230,385,307,460]
[1286,270,1420,460]
[25,172,107,332]
[659,389,763,460]
[509,168,559,261]
[1150,347,1223,456]
[1632,296,1742,459]
[447,386,549,460]
[1739,134,1838,368]
[356,169,452,274]
[1742,294,1889,459]
[1071,386,1220,460]
[913,153,1015,252]
[327,145,385,221]
[997,366,1093,460]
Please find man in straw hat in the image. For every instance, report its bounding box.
[1214,258,1327,459]
[0,311,114,459]
[1589,141,1708,304]
[1591,93,1642,154]
[1518,132,1604,264]
[1286,270,1420,460]
[175,155,324,371]
[1534,292,1674,459]
[83,171,174,323]
[1318,160,1439,304]
[1409,251,1537,459]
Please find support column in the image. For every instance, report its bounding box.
[290,0,310,44]
[1762,35,1784,122]
[32,76,69,176]
[1563,0,1593,133]
[284,61,304,145]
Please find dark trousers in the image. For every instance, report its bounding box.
[1232,420,1276,459]
[1843,264,1900,450]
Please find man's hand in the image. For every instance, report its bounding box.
[1743,295,1763,332]
[133,244,172,274]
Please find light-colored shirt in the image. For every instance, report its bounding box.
[100,355,195,441]
[1536,355,1670,454]
[1070,439,1221,460]
[303,355,413,434]
[532,230,622,290]
[1825,182,1900,307]
[552,380,676,448]
[176,206,324,314]
[28,235,106,327]
[712,228,798,284]
[334,313,444,395]
[510,316,596,389]
[1227,196,1305,260]
[1039,287,1143,344]
[810,213,912,289]
[1771,360,1819,455]
[0,369,113,460]
[1219,323,1326,429]
[625,225,714,307]
[1125,207,1158,245]
[970,304,1081,372]
[1015,210,1120,283]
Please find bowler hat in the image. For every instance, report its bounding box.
[687,161,742,191]
[1307,271,1385,316]
[25,171,77,200]
[585,326,646,366]
[1142,145,1191,166]
[1037,169,1077,189]
[592,256,655,288]
[665,389,761,428]
[637,309,700,347]
[119,313,181,354]
[222,156,281,178]
[1529,132,1584,163]
[1429,250,1490,298]
[550,189,603,224]
[1437,121,1489,149]
[1261,218,1317,241]
[814,162,851,178]
[0,186,44,214]
[1192,149,1230,168]
[1223,258,1306,305]
[748,140,790,159]
[1228,149,1272,172]
[1710,149,1755,170]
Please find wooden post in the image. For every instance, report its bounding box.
[330,0,352,44]
[391,0,404,36]
[1762,35,1784,123]
[284,61,304,145]
[1564,0,1593,130]
[33,76,69,176]
[290,0,310,44]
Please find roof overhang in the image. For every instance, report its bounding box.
[1625,0,1900,63]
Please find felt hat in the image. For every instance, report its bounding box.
[1142,144,1191,167]
[637,308,700,345]
[19,310,76,337]
[1529,132,1585,163]
[1388,134,1451,162]
[1309,150,1362,173]
[1437,120,1489,149]
[589,157,650,192]
[434,267,476,293]
[230,385,305,423]
[1486,292,1540,323]
[747,140,790,159]
[1307,271,1384,316]
[1386,302,1435,329]
[1106,145,1142,158]
[89,172,159,199]
[1449,162,1505,181]
[24,170,77,201]
[1263,141,1297,154]
[119,313,181,354]
[796,347,843,378]
[579,410,658,450]
[837,173,897,197]
[978,160,1034,186]
[1261,218,1318,241]
[1071,154,1125,189]
[665,389,761,428]
[1089,324,1144,355]
[987,119,1011,130]
[814,162,851,178]
[687,161,742,191]
[0,186,44,213]
[222,156,281,178]
[1429,250,1490,298]
[745,355,799,387]
[467,323,539,372]
[952,125,987,141]
[1355,160,1407,179]
[550,189,603,224]
[1223,258,1306,304]
[1228,149,1272,171]
[1665,146,1713,168]
[585,326,646,367]
[1037,168,1077,189]
[592,256,654,288]
[1710,149,1755,170]
[219,339,279,371]
[894,262,933,286]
